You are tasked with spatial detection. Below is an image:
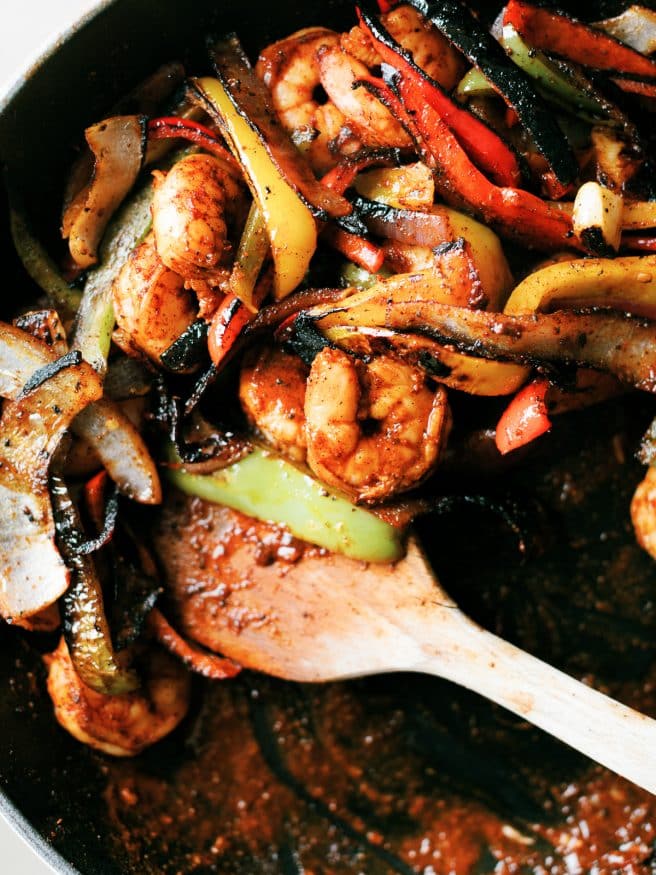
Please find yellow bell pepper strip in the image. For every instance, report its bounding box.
[193,76,317,300]
[166,446,404,563]
[622,201,656,230]
[354,162,435,211]
[353,195,513,309]
[205,36,353,223]
[298,249,528,396]
[504,254,656,319]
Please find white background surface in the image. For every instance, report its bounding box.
[1,3,101,871]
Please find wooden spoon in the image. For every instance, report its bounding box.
[159,502,656,795]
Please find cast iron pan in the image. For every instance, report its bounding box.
[2,1,655,873]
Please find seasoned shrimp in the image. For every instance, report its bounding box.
[342,4,465,91]
[112,232,197,364]
[305,347,450,503]
[256,27,362,173]
[45,637,191,757]
[317,45,412,149]
[239,345,309,462]
[151,153,245,315]
[631,467,656,561]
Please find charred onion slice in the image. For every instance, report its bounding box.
[205,35,353,222]
[304,292,656,392]
[0,354,102,621]
[63,115,147,269]
[0,322,161,504]
[51,473,139,695]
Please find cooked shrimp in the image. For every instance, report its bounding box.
[112,232,197,364]
[305,347,450,503]
[632,467,656,561]
[239,345,309,462]
[151,152,245,314]
[256,27,361,173]
[342,4,465,91]
[44,637,191,757]
[318,45,412,149]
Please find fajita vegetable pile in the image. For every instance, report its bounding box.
[2,0,656,758]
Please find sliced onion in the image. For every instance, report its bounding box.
[63,115,147,269]
[0,322,161,504]
[0,355,102,620]
[307,295,656,393]
[73,399,161,504]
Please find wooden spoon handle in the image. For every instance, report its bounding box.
[412,614,656,794]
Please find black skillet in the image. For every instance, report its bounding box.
[2,1,655,872]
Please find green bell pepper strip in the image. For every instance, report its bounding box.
[72,183,153,373]
[166,446,404,563]
[51,472,140,695]
[9,199,82,323]
[501,25,613,122]
[457,28,614,124]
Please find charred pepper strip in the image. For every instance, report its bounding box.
[368,70,579,252]
[147,116,240,173]
[206,35,353,223]
[51,472,139,695]
[504,0,656,81]
[193,75,318,299]
[356,7,522,187]
[408,0,578,188]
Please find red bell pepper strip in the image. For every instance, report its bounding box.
[504,0,656,80]
[84,469,109,532]
[376,0,396,12]
[610,77,656,98]
[208,294,254,368]
[325,226,385,273]
[356,7,522,188]
[367,70,580,252]
[148,607,241,679]
[147,117,241,173]
[622,234,656,253]
[320,152,386,273]
[320,148,401,195]
[495,379,552,455]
